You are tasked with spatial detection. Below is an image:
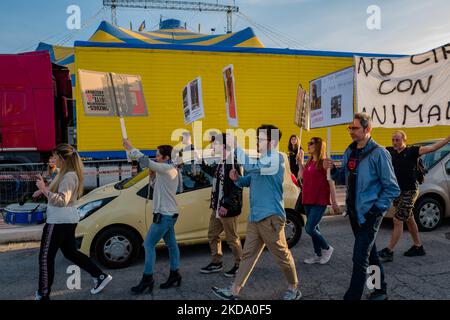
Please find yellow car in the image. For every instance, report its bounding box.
[75,153,305,269]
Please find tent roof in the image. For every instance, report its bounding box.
[88,20,264,48]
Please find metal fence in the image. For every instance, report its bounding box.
[0,160,135,208]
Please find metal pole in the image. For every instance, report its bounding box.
[226,8,232,33]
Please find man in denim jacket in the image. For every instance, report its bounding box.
[324,113,400,300]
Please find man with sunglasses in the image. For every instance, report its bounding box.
[378,131,450,262]
[324,113,400,300]
[212,124,301,300]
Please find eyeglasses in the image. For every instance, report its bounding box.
[307,141,315,146]
[347,126,363,132]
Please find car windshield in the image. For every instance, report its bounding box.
[114,168,149,190]
[419,142,450,171]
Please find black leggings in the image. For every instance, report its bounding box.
[38,223,103,297]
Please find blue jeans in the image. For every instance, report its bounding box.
[304,205,330,256]
[344,210,387,300]
[143,214,180,275]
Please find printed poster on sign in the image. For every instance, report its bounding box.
[355,43,450,128]
[182,77,205,125]
[294,85,310,130]
[110,73,148,117]
[223,65,238,127]
[78,69,117,116]
[309,66,354,129]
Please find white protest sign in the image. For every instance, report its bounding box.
[223,65,238,127]
[355,43,450,128]
[182,77,205,126]
[294,85,310,131]
[78,69,117,116]
[309,66,354,129]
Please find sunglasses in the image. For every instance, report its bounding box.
[347,126,363,131]
[307,141,315,146]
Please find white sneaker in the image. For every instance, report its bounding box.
[319,246,334,264]
[304,254,321,264]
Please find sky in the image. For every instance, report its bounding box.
[0,0,449,55]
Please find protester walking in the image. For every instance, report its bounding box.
[34,144,112,300]
[200,133,243,277]
[378,131,450,262]
[212,125,301,300]
[297,137,340,265]
[324,113,400,300]
[287,135,301,178]
[124,139,182,294]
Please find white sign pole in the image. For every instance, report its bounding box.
[326,127,333,182]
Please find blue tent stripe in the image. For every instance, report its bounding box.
[213,27,258,47]
[56,54,74,66]
[35,42,56,61]
[96,21,150,46]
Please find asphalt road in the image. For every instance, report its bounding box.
[1,215,450,300]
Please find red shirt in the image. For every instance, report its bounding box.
[302,160,331,206]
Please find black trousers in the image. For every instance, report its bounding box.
[38,223,103,297]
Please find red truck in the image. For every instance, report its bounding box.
[0,51,74,164]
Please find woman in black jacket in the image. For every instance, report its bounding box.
[200,133,243,278]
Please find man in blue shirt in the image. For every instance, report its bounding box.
[324,113,400,300]
[212,125,301,301]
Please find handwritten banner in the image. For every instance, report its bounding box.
[355,43,450,128]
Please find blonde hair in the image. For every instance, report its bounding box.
[306,137,327,170]
[49,144,84,199]
[393,130,407,141]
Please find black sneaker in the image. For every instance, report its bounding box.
[404,245,426,257]
[224,264,239,278]
[90,273,113,295]
[378,248,394,262]
[367,289,388,300]
[200,262,223,274]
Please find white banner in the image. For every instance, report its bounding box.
[355,43,450,128]
[309,66,354,129]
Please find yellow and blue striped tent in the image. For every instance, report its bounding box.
[89,19,264,48]
[36,19,264,93]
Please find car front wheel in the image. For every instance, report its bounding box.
[414,197,444,231]
[285,211,302,248]
[94,226,141,269]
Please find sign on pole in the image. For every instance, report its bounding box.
[355,43,450,127]
[223,65,238,127]
[309,66,354,129]
[182,77,205,126]
[79,69,149,162]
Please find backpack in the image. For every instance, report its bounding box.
[415,156,427,184]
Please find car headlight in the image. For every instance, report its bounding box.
[78,197,116,220]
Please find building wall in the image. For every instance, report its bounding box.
[74,45,448,155]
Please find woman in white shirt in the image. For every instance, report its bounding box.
[34,144,112,300]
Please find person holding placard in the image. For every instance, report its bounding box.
[297,137,340,265]
[200,133,243,278]
[378,131,450,262]
[123,139,182,294]
[212,125,301,301]
[324,113,400,301]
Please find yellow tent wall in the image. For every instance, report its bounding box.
[74,45,448,156]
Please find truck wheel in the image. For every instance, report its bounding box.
[94,226,141,269]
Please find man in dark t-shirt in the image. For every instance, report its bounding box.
[379,131,450,262]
